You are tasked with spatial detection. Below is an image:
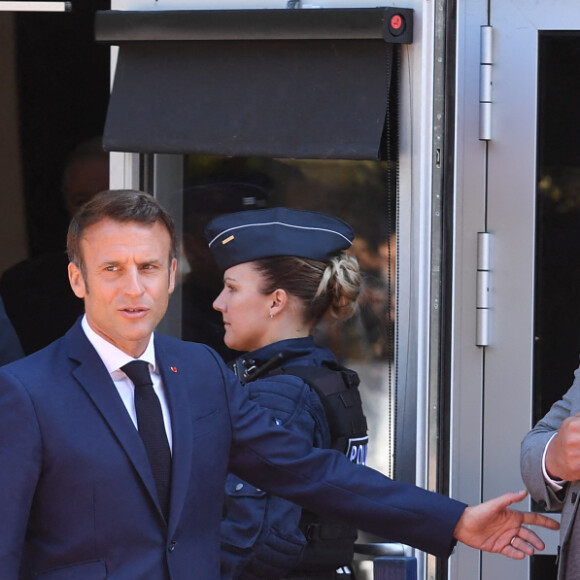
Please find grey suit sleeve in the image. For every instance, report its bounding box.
[521,360,580,511]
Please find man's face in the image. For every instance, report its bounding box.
[68,218,176,358]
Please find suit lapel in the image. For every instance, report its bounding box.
[65,322,163,519]
[155,336,194,532]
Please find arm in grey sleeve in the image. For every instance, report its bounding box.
[521,361,580,510]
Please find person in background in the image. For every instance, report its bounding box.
[0,190,558,580]
[0,295,23,365]
[0,137,109,354]
[207,207,368,579]
[180,178,268,359]
[521,361,580,579]
[61,137,111,217]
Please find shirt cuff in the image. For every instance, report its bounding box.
[542,432,566,490]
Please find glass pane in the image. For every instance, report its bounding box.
[534,34,580,421]
[178,155,397,477]
[533,32,580,578]
[0,2,110,357]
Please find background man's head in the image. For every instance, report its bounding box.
[62,137,110,217]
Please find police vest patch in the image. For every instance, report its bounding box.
[346,435,369,465]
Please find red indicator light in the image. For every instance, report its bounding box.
[385,9,411,42]
[391,14,403,30]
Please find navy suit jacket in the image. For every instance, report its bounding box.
[0,319,465,580]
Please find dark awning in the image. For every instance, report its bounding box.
[96,8,412,160]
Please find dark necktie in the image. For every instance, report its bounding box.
[121,360,171,519]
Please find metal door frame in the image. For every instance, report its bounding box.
[450,2,580,578]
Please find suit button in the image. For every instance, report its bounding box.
[571,492,577,504]
[168,541,176,552]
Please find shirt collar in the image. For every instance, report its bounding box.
[244,336,319,366]
[81,315,157,375]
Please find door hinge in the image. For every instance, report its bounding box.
[479,25,493,140]
[476,232,493,346]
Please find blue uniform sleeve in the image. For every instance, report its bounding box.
[220,375,328,579]
[219,368,466,560]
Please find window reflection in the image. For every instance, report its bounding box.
[535,36,580,423]
[532,33,580,578]
[180,155,397,477]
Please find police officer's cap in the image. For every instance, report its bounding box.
[206,207,354,271]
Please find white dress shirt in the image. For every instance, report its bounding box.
[81,315,173,452]
[542,432,564,491]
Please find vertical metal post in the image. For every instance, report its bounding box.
[426,0,448,576]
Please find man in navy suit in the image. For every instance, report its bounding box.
[0,190,557,580]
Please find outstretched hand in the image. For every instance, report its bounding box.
[453,490,559,559]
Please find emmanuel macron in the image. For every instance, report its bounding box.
[0,190,557,579]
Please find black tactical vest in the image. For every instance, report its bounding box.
[270,364,368,572]
[230,355,369,572]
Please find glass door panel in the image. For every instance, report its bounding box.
[177,155,398,477]
[531,32,580,579]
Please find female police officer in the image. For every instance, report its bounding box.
[206,207,370,580]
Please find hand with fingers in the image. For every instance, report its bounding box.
[453,490,560,559]
[545,413,580,482]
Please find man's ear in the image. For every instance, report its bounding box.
[68,262,86,299]
[168,258,177,295]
